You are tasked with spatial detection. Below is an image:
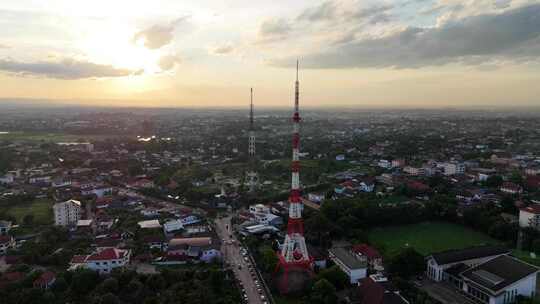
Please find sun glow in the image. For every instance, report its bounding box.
[78,22,162,74]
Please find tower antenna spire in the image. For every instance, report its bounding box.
[250,87,254,128]
[296,59,299,82]
[247,87,257,192]
[276,59,312,294]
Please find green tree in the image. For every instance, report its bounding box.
[317,265,349,290]
[259,245,279,272]
[310,278,337,304]
[388,248,425,278]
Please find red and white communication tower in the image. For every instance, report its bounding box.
[276,61,312,291]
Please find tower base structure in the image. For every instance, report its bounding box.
[274,255,314,295]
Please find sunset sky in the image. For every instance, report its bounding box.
[1,0,540,108]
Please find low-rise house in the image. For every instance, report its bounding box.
[0,173,15,185]
[0,220,12,235]
[138,219,162,229]
[500,182,523,195]
[0,235,15,255]
[426,245,510,282]
[82,248,131,274]
[82,186,112,198]
[352,244,383,271]
[358,178,375,193]
[33,271,56,289]
[329,246,368,284]
[167,237,221,263]
[28,175,51,185]
[163,219,184,234]
[307,192,325,204]
[353,274,409,304]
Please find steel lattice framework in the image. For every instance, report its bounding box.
[276,61,313,293]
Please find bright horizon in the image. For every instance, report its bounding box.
[1,0,540,108]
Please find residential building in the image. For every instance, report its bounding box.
[353,274,409,304]
[53,199,82,226]
[352,244,383,271]
[329,246,368,284]
[0,235,15,255]
[84,248,131,274]
[378,160,392,169]
[403,166,423,176]
[519,205,540,229]
[442,162,465,176]
[163,219,184,234]
[308,192,326,204]
[33,271,56,289]
[0,220,12,235]
[0,173,14,185]
[426,245,510,282]
[500,182,523,195]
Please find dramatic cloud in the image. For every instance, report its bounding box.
[0,58,140,79]
[272,3,540,69]
[158,54,182,71]
[257,18,291,43]
[133,17,188,49]
[346,3,394,24]
[297,1,337,21]
[210,44,234,55]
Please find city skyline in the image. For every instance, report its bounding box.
[1,0,540,108]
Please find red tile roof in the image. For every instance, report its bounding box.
[501,182,522,191]
[357,277,384,304]
[2,272,24,282]
[520,205,540,215]
[352,244,382,260]
[0,235,12,244]
[86,248,126,261]
[70,255,89,264]
[33,271,55,286]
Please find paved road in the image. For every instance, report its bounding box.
[215,216,267,304]
[420,281,476,304]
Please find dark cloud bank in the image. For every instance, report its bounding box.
[273,3,540,69]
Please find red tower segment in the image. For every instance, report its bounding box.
[276,61,312,293]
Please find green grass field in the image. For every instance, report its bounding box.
[511,250,540,267]
[369,221,500,258]
[5,198,54,225]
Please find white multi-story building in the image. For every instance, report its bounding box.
[519,205,540,229]
[441,162,465,176]
[72,248,131,274]
[403,166,424,176]
[53,199,82,226]
[329,246,368,284]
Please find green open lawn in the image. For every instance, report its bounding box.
[512,250,540,267]
[5,198,54,225]
[369,221,500,258]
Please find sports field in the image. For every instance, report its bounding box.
[369,221,500,257]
